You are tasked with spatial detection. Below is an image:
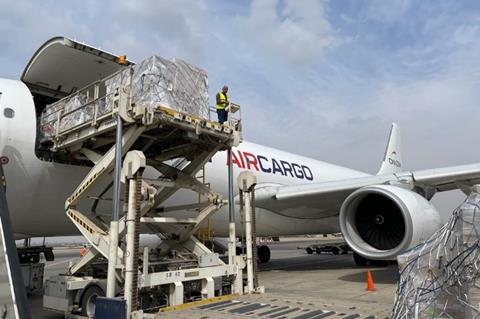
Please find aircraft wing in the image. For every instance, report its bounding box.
[413,163,480,192]
[255,163,480,217]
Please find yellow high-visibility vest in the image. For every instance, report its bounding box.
[216,92,229,110]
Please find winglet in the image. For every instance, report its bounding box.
[377,123,403,175]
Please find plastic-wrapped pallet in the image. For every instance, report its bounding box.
[104,56,209,118]
[40,54,210,138]
[391,187,480,319]
[129,55,209,118]
[58,94,92,132]
[40,93,91,134]
[41,100,65,137]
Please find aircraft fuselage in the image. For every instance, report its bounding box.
[0,78,368,238]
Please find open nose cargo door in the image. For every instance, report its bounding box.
[21,36,133,101]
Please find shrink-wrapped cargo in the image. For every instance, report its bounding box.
[392,189,480,319]
[58,94,92,132]
[40,54,210,136]
[129,55,209,117]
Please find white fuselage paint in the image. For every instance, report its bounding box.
[0,79,369,238]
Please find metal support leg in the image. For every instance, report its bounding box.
[107,115,123,298]
[233,261,243,294]
[238,171,257,294]
[106,220,119,297]
[113,116,123,221]
[169,282,184,306]
[201,278,215,299]
[125,178,137,318]
[244,190,254,293]
[227,148,236,265]
[122,151,146,317]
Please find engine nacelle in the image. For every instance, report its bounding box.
[339,184,442,260]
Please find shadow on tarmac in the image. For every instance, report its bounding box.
[259,253,399,285]
[260,253,361,272]
[338,267,399,284]
[28,293,64,319]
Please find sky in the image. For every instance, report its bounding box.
[2,0,480,218]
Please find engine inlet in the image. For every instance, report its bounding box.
[354,194,406,250]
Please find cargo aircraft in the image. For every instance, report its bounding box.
[2,37,480,265]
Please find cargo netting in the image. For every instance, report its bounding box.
[391,188,480,319]
[40,55,209,138]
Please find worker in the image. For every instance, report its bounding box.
[216,85,229,124]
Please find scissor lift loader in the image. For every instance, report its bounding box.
[41,66,244,318]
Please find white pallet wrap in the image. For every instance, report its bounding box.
[41,100,65,138]
[40,55,209,138]
[130,55,209,117]
[59,94,92,132]
[392,189,480,319]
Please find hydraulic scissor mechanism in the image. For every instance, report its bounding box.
[42,64,247,316]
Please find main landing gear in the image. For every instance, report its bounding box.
[235,245,271,263]
[257,245,271,263]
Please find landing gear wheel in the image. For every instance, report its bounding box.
[332,247,339,255]
[306,247,313,255]
[353,252,368,266]
[81,285,104,317]
[257,245,271,263]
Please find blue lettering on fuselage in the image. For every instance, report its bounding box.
[302,165,314,181]
[257,155,271,173]
[291,163,304,179]
[271,158,284,176]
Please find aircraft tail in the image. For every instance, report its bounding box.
[377,123,403,175]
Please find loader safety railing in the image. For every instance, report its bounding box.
[39,66,242,152]
[40,66,134,144]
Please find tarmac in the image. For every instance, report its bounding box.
[28,239,397,318]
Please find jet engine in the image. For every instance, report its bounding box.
[339,184,442,260]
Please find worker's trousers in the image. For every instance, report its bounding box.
[217,109,228,124]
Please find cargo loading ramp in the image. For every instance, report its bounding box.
[41,64,244,316]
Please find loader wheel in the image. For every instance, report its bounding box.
[81,285,104,317]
